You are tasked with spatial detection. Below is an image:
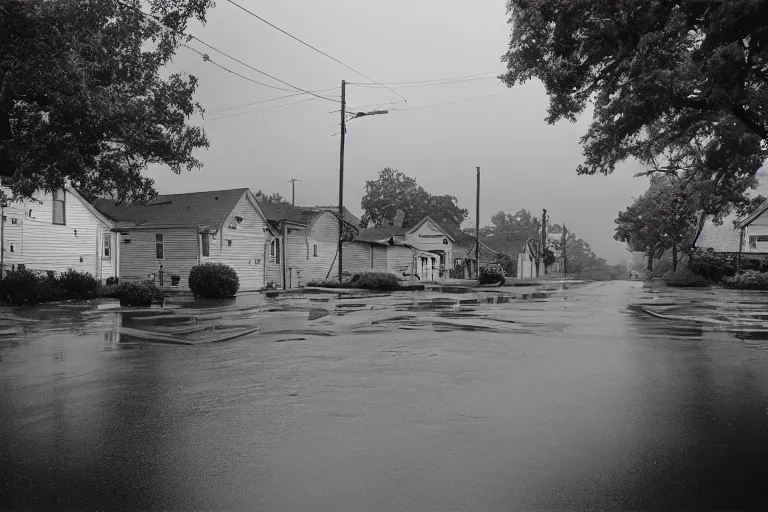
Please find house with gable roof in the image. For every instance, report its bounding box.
[257,202,362,288]
[93,188,275,291]
[2,186,117,281]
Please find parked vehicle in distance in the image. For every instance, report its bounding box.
[630,270,640,281]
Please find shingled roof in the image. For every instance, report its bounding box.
[92,188,250,228]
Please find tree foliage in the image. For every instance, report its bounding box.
[0,0,213,203]
[360,168,468,228]
[254,190,288,204]
[502,0,768,216]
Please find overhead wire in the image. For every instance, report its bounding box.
[223,0,407,104]
[347,71,503,87]
[389,91,509,111]
[348,75,499,89]
[181,45,298,93]
[116,1,339,103]
[210,87,338,114]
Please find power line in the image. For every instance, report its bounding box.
[348,75,499,89]
[208,96,327,122]
[210,88,338,114]
[347,70,503,86]
[389,92,508,111]
[117,1,339,103]
[182,45,298,93]
[223,0,407,104]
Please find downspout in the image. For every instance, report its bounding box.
[738,226,744,271]
[282,223,287,290]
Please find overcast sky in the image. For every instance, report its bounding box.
[146,0,655,263]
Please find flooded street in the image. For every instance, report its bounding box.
[3,281,768,510]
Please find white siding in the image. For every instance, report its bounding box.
[208,194,268,291]
[265,233,282,289]
[372,245,388,271]
[119,229,197,290]
[305,213,340,283]
[745,225,768,252]
[387,246,414,277]
[404,219,453,275]
[2,190,113,280]
[285,227,307,288]
[342,242,372,273]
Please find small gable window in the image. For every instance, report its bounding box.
[52,189,66,225]
[227,239,232,247]
[313,244,318,257]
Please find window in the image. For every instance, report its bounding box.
[201,233,210,257]
[171,275,181,287]
[10,218,17,225]
[749,235,768,250]
[52,189,65,225]
[313,244,318,257]
[227,239,232,247]
[9,244,14,252]
[103,235,111,258]
[270,239,281,262]
[155,234,164,259]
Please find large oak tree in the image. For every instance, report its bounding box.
[501,0,768,214]
[0,0,213,203]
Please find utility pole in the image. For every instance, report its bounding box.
[338,80,346,283]
[336,79,388,283]
[540,208,547,276]
[288,178,301,206]
[475,167,480,279]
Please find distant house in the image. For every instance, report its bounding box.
[258,203,362,288]
[517,238,540,279]
[354,215,462,281]
[2,186,116,281]
[93,188,274,291]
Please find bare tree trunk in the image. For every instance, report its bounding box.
[647,250,654,273]
[672,244,678,272]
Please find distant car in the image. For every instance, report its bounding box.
[630,270,640,280]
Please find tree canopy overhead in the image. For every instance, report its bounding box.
[501,0,768,213]
[360,168,469,228]
[0,0,213,203]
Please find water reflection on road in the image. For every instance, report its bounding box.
[2,281,768,510]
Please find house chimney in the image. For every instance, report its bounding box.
[392,209,405,228]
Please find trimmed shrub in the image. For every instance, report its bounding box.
[96,284,121,299]
[723,270,768,290]
[663,268,709,288]
[116,281,164,307]
[479,266,506,285]
[106,276,119,286]
[356,272,400,290]
[58,269,99,300]
[2,268,43,305]
[188,262,240,298]
[688,249,736,282]
[743,258,762,271]
[36,277,68,303]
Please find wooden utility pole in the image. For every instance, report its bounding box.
[475,167,480,278]
[288,178,301,206]
[338,80,346,283]
[540,208,547,276]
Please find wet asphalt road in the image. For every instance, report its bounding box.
[2,281,768,510]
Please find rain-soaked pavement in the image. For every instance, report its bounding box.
[2,281,768,510]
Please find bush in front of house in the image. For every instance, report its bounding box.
[188,262,240,298]
[688,249,736,282]
[723,270,768,290]
[662,268,710,288]
[479,266,506,285]
[1,268,44,305]
[116,281,164,306]
[355,272,400,290]
[106,276,119,286]
[58,268,100,300]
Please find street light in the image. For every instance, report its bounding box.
[337,79,389,283]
